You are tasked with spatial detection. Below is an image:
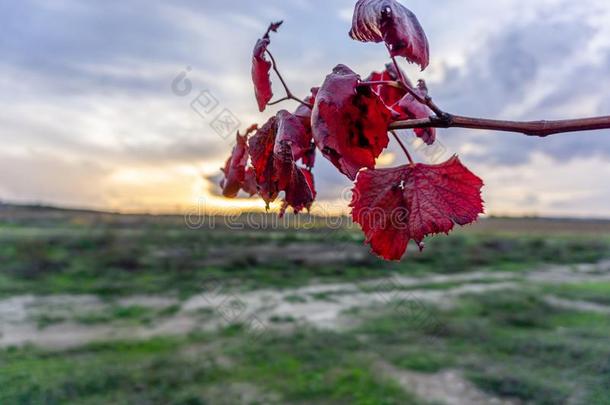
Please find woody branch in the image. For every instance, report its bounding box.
[389,114,610,137]
[365,78,610,137]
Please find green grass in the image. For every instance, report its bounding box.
[542,281,610,306]
[0,329,424,405]
[0,337,228,405]
[394,350,455,373]
[8,288,610,404]
[467,372,570,405]
[0,222,608,298]
[352,289,610,404]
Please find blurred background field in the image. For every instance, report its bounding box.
[1,204,610,404]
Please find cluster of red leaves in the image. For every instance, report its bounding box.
[365,64,436,145]
[221,109,317,217]
[221,0,484,261]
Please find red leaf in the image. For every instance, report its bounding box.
[294,88,318,169]
[242,167,258,196]
[276,110,310,162]
[248,112,317,213]
[251,22,283,112]
[273,132,294,191]
[220,133,247,198]
[396,80,436,144]
[220,125,258,198]
[300,143,316,170]
[280,167,316,217]
[312,64,392,180]
[350,156,484,260]
[294,87,318,123]
[365,64,408,108]
[274,112,316,215]
[365,67,436,144]
[249,116,279,204]
[252,39,273,112]
[349,0,430,70]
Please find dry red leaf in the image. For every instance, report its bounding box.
[300,143,316,170]
[312,64,392,180]
[248,112,317,212]
[276,110,311,162]
[365,64,409,108]
[364,66,436,144]
[280,167,316,217]
[294,88,318,169]
[294,87,318,123]
[252,39,273,112]
[349,0,430,70]
[349,0,429,70]
[350,156,484,260]
[274,111,316,214]
[396,80,436,144]
[273,132,294,191]
[220,132,248,198]
[249,116,279,204]
[251,22,283,112]
[220,125,259,198]
[242,167,258,196]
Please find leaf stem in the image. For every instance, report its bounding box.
[386,46,444,118]
[265,50,313,110]
[267,96,290,106]
[391,130,415,166]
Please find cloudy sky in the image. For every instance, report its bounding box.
[2,0,610,217]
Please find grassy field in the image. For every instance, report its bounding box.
[1,205,610,404]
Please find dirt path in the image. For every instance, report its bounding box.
[2,260,610,350]
[375,360,520,405]
[544,296,610,314]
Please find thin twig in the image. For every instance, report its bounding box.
[391,130,415,165]
[267,96,291,106]
[291,96,314,109]
[389,114,610,137]
[266,50,291,98]
[386,46,407,85]
[266,50,313,110]
[386,46,444,118]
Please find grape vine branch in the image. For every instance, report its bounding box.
[390,114,610,138]
[220,0,610,261]
[358,78,610,137]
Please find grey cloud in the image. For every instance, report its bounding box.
[430,8,610,166]
[0,101,228,169]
